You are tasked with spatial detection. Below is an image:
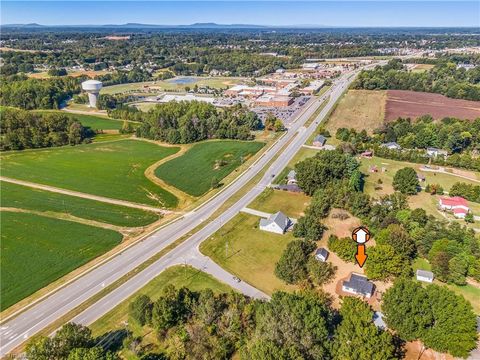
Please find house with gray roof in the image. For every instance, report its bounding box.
[287,170,297,185]
[313,135,327,147]
[342,273,375,298]
[416,269,434,283]
[380,142,401,151]
[315,248,329,262]
[259,211,292,234]
[426,147,448,158]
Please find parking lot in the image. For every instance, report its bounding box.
[252,96,311,128]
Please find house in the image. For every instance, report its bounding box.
[315,248,329,262]
[426,147,448,158]
[313,135,327,147]
[259,211,292,234]
[439,196,470,219]
[380,142,402,151]
[361,151,373,158]
[342,273,375,298]
[416,269,434,283]
[287,170,297,185]
[275,68,286,74]
[373,312,387,329]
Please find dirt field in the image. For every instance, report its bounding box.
[385,90,480,121]
[326,90,387,133]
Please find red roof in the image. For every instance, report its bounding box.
[440,196,468,207]
[453,208,468,214]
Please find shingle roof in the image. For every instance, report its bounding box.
[287,170,296,180]
[260,211,290,230]
[373,311,387,329]
[315,248,329,259]
[416,270,434,280]
[343,273,374,296]
[313,135,327,144]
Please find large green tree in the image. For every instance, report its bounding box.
[274,240,316,284]
[392,167,419,195]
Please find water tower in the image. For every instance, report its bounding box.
[81,80,103,108]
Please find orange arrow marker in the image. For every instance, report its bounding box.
[355,244,368,268]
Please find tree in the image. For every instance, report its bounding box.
[392,167,419,195]
[333,297,396,360]
[120,120,134,134]
[327,235,356,263]
[151,285,194,333]
[375,224,416,258]
[465,212,474,223]
[273,119,284,132]
[292,214,325,241]
[365,245,409,280]
[307,257,336,285]
[129,294,153,326]
[211,177,220,189]
[448,254,469,285]
[274,240,316,284]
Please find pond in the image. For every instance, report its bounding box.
[167,77,198,85]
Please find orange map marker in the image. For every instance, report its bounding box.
[352,227,370,268]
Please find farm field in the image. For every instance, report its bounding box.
[248,188,310,219]
[385,90,480,121]
[1,139,180,207]
[200,213,296,295]
[325,89,387,133]
[1,182,159,227]
[1,211,122,310]
[101,76,245,95]
[90,265,232,338]
[155,140,264,197]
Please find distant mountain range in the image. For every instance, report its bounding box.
[1,22,270,29]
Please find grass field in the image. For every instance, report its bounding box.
[90,265,232,338]
[34,111,131,131]
[101,76,245,95]
[325,89,386,134]
[1,182,159,227]
[155,140,264,197]
[200,213,295,295]
[1,140,180,207]
[1,212,122,310]
[248,188,310,219]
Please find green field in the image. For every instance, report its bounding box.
[248,188,310,219]
[155,140,264,197]
[34,110,134,131]
[90,265,233,338]
[1,212,122,310]
[200,213,295,295]
[1,140,180,207]
[1,182,159,227]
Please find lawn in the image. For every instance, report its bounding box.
[1,212,122,310]
[1,182,160,227]
[200,213,296,295]
[325,89,386,134]
[90,265,233,338]
[155,140,264,197]
[35,111,132,131]
[248,188,310,219]
[1,140,180,207]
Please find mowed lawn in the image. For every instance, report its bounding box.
[1,212,122,310]
[35,110,131,131]
[155,140,264,196]
[1,182,160,227]
[200,213,295,295]
[1,140,180,207]
[248,188,310,219]
[90,265,233,338]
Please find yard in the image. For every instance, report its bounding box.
[1,181,160,227]
[200,213,296,295]
[1,212,122,310]
[1,139,180,207]
[248,188,310,219]
[155,140,264,197]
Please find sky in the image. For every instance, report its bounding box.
[1,1,479,27]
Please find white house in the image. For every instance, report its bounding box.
[416,269,434,283]
[380,142,402,151]
[342,273,374,298]
[426,147,448,158]
[439,196,470,219]
[259,211,292,234]
[314,248,329,262]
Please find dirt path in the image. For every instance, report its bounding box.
[0,176,173,215]
[143,143,196,209]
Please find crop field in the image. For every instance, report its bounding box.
[155,140,264,197]
[90,265,232,338]
[385,90,480,121]
[1,182,159,227]
[326,89,387,134]
[1,212,122,310]
[200,213,295,295]
[1,140,180,207]
[101,76,245,95]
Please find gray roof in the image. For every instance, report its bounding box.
[313,135,327,145]
[416,269,434,280]
[260,211,290,230]
[275,184,302,193]
[381,142,401,149]
[315,248,329,259]
[373,311,387,329]
[343,273,374,296]
[287,170,296,180]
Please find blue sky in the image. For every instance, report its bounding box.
[2,1,479,27]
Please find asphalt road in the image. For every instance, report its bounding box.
[0,69,360,356]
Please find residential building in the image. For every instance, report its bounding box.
[314,248,329,262]
[426,147,448,158]
[259,211,292,234]
[341,273,375,298]
[380,142,402,151]
[313,135,327,147]
[439,196,470,219]
[416,269,434,283]
[287,170,297,185]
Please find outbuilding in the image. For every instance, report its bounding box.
[314,248,329,262]
[313,135,327,147]
[416,269,434,283]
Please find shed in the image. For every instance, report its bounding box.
[313,135,327,147]
[314,248,329,262]
[416,269,434,283]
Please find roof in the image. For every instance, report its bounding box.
[416,270,434,280]
[381,142,401,149]
[313,135,327,144]
[439,196,468,207]
[287,170,296,180]
[343,273,374,296]
[260,211,290,230]
[453,207,468,214]
[373,312,387,329]
[315,248,329,258]
[82,79,102,85]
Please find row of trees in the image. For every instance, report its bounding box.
[450,182,480,203]
[0,107,91,150]
[352,59,480,101]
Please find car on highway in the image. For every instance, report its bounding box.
[233,276,241,283]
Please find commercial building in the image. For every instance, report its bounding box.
[255,94,293,107]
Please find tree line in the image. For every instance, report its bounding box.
[0,107,91,150]
[352,59,480,101]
